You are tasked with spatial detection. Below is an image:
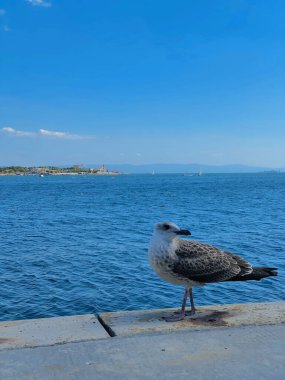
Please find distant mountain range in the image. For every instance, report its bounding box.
[86,163,284,174]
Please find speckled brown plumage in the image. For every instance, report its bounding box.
[173,239,253,283]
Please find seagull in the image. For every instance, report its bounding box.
[148,221,278,322]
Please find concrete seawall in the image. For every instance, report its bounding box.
[0,302,284,379]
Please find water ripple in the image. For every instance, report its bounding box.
[0,173,284,321]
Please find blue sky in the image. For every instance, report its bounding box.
[0,0,285,167]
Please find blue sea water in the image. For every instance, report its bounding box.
[0,173,284,321]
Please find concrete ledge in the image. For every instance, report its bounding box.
[1,302,284,350]
[99,301,285,337]
[0,324,284,380]
[0,314,110,350]
[0,302,284,379]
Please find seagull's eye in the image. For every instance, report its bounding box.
[164,224,170,230]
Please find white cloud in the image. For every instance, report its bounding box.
[26,0,52,7]
[2,127,15,134]
[2,127,36,137]
[39,129,89,140]
[2,126,92,140]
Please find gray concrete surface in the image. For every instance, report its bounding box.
[99,301,285,337]
[0,324,284,380]
[0,303,284,379]
[0,314,109,350]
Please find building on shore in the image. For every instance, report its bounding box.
[0,165,123,176]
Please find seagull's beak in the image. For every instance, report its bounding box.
[175,229,191,236]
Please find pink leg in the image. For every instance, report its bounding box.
[188,288,196,315]
[164,288,189,322]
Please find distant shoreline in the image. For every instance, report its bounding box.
[0,164,283,175]
[0,171,283,176]
[0,172,124,176]
[0,165,124,176]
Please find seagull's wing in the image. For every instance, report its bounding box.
[172,239,252,283]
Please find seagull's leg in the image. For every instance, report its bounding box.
[180,287,188,314]
[174,287,195,316]
[173,287,188,314]
[188,288,196,315]
[164,288,188,322]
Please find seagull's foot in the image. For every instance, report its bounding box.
[173,308,196,316]
[173,310,191,316]
[162,313,185,322]
[188,308,196,316]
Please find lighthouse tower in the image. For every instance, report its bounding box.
[98,164,106,173]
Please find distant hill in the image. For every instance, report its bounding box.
[85,163,283,174]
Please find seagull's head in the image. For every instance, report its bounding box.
[153,221,191,241]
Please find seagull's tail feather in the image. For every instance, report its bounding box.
[227,267,278,282]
